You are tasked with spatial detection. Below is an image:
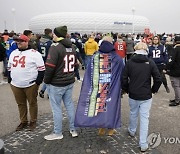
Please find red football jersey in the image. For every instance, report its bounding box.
[114,41,127,58]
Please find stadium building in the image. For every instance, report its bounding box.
[29,12,150,34]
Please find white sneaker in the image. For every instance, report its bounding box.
[70,130,78,137]
[44,133,63,140]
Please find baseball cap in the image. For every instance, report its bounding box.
[14,34,30,42]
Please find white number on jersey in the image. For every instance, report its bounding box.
[63,55,75,72]
[118,44,123,50]
[41,47,46,57]
[152,50,161,58]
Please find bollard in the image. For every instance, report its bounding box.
[0,139,4,154]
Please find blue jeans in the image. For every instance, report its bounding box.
[85,55,92,68]
[47,83,76,134]
[128,98,152,149]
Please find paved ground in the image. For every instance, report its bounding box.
[0,62,180,154]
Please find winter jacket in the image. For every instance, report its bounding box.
[125,38,134,54]
[166,44,180,77]
[122,53,162,100]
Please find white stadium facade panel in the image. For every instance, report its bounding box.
[29,12,150,34]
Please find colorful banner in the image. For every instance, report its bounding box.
[75,51,124,128]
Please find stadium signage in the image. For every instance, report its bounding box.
[114,21,132,25]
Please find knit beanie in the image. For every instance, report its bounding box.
[54,26,67,38]
[175,35,180,42]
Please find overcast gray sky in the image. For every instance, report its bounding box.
[0,0,180,34]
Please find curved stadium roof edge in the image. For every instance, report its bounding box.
[29,12,150,34]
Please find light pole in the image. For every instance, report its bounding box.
[132,7,135,34]
[11,8,17,32]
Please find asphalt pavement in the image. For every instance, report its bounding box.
[0,63,179,154]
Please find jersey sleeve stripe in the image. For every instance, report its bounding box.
[45,63,56,67]
[37,65,45,68]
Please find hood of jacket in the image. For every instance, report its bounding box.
[58,38,72,48]
[87,38,94,43]
[99,41,115,53]
[131,54,149,63]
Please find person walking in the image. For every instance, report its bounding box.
[122,42,162,152]
[75,36,124,136]
[166,35,180,106]
[148,36,170,93]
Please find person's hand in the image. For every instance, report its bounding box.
[163,70,167,74]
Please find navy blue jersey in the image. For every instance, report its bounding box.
[38,36,52,62]
[148,44,168,65]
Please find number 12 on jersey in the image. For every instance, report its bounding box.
[63,55,75,73]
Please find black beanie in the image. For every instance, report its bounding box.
[175,35,180,42]
[54,26,67,38]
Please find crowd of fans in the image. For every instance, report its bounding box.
[0,27,179,152]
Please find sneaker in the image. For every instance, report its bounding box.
[77,80,82,82]
[128,130,135,137]
[140,147,148,152]
[70,130,78,137]
[44,133,63,140]
[98,128,106,136]
[29,121,37,131]
[39,90,44,98]
[169,99,175,103]
[169,101,180,106]
[16,122,28,131]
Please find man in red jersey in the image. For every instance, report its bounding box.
[114,34,126,63]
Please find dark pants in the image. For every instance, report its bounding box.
[170,76,180,102]
[3,57,8,77]
[74,65,80,80]
[157,65,168,87]
[11,84,39,123]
